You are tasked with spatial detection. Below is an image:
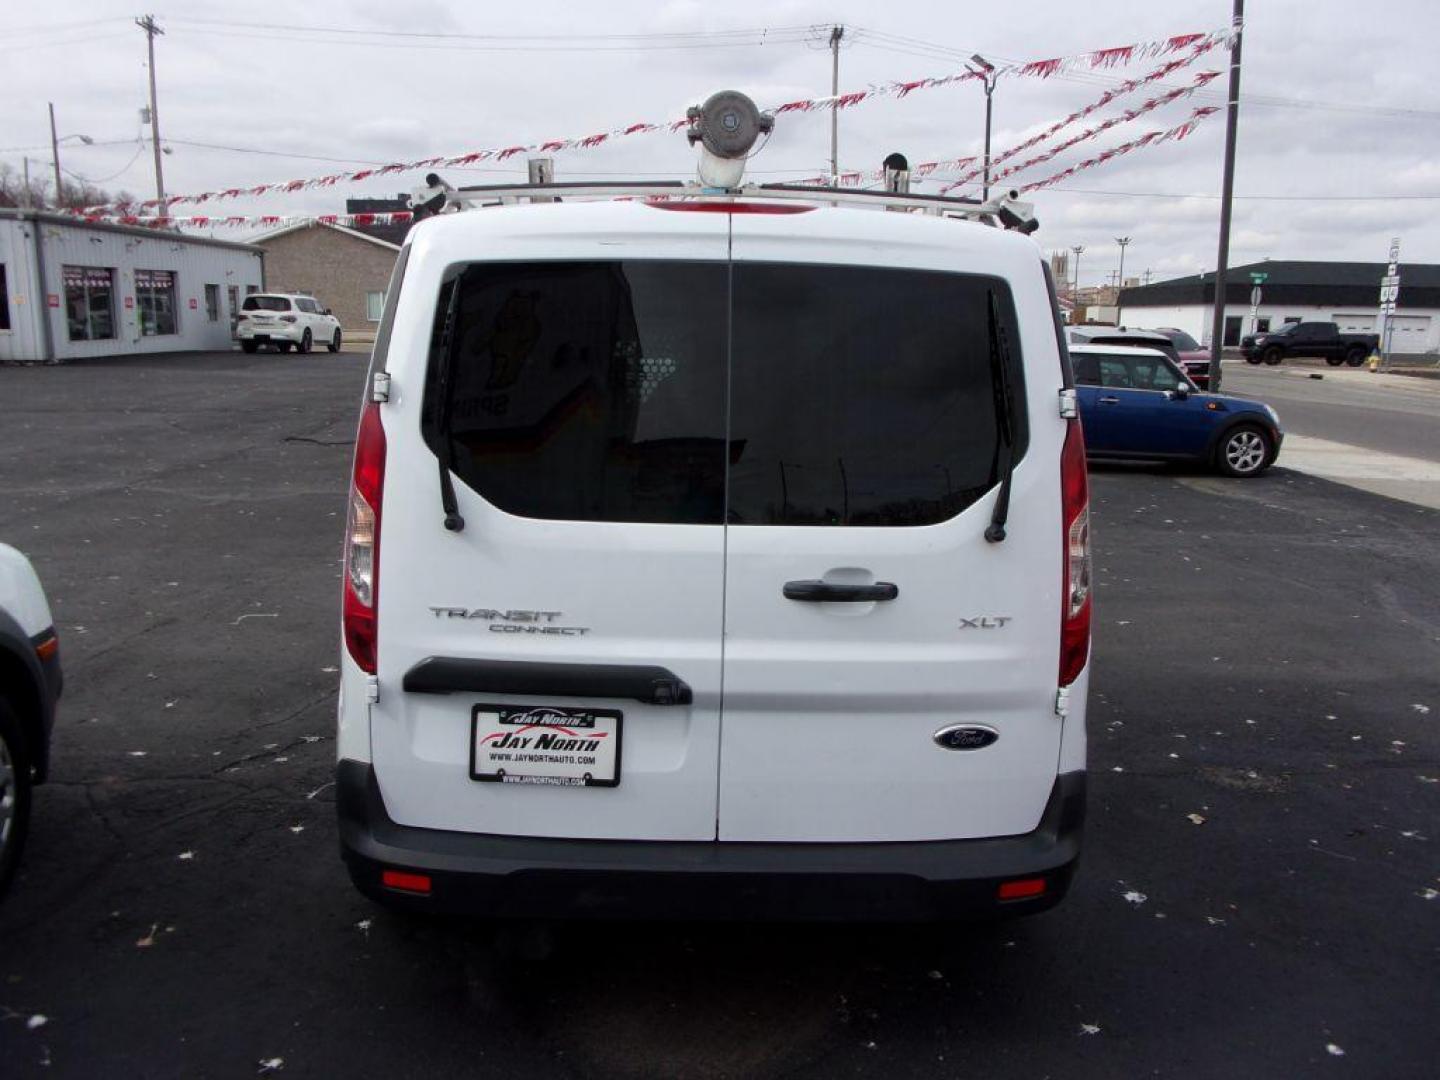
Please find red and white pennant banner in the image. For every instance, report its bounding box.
[75,211,414,230]
[798,35,1223,189]
[1019,105,1221,193]
[75,27,1230,216]
[941,69,1221,192]
[72,108,1220,230]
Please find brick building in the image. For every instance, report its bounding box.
[253,220,401,336]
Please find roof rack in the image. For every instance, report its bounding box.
[443,181,1038,232]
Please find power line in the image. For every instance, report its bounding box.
[162,15,821,42]
[168,28,815,53]
[1046,186,1440,201]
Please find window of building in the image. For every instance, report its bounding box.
[135,269,178,335]
[227,285,239,327]
[1255,317,1271,333]
[0,264,10,331]
[205,284,220,322]
[245,284,259,295]
[366,290,385,322]
[63,265,116,341]
[1283,316,1301,325]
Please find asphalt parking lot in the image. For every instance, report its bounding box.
[1,351,1437,1078]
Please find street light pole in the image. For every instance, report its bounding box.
[967,55,997,201]
[48,103,64,208]
[1072,245,1085,315]
[1115,236,1131,325]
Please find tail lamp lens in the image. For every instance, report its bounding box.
[280,314,298,323]
[1059,419,1091,687]
[343,401,386,674]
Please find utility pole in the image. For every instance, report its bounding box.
[136,14,166,206]
[21,158,34,209]
[48,103,64,208]
[1115,236,1131,325]
[1207,0,1243,393]
[828,26,844,183]
[1143,269,1154,286]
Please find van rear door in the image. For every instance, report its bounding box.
[718,223,1067,842]
[372,216,731,840]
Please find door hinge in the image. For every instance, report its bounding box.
[1058,387,1078,419]
[365,675,380,704]
[371,371,391,403]
[1054,685,1070,717]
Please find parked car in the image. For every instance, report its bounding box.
[1070,326,1188,368]
[335,195,1092,922]
[1152,327,1212,388]
[235,293,342,354]
[1071,345,1283,477]
[0,544,62,897]
[1240,321,1376,366]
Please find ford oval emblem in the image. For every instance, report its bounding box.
[933,724,999,751]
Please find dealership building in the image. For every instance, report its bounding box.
[0,209,264,363]
[1117,259,1440,354]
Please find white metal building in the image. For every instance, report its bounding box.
[1117,260,1440,355]
[0,209,264,363]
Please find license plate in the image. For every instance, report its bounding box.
[471,705,622,787]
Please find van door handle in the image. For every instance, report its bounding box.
[1098,395,1121,404]
[783,580,899,602]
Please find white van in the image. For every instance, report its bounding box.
[335,177,1092,921]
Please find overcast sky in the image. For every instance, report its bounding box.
[4,0,1436,286]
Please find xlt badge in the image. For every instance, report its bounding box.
[958,616,1012,629]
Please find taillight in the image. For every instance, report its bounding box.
[343,400,386,673]
[280,314,298,323]
[1059,418,1091,687]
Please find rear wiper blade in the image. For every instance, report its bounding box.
[985,289,1017,543]
[434,277,465,532]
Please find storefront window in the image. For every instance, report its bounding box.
[136,269,178,336]
[64,265,116,341]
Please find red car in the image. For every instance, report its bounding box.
[1153,328,1211,388]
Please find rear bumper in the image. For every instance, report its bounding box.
[336,760,1085,921]
[236,325,303,342]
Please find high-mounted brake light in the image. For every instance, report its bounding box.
[644,200,814,215]
[1058,418,1091,687]
[343,400,386,674]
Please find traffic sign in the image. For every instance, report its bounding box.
[1249,272,1269,284]
[1250,286,1262,306]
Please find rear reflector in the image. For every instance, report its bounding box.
[34,632,58,662]
[997,877,1047,901]
[381,869,432,895]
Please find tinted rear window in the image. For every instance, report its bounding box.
[423,261,1025,526]
[243,296,291,311]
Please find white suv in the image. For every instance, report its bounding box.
[236,293,342,354]
[335,194,1092,921]
[0,544,62,897]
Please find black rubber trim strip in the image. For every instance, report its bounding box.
[401,657,693,706]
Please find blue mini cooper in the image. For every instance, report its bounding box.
[1070,345,1283,477]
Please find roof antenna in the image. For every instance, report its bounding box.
[686,91,773,191]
